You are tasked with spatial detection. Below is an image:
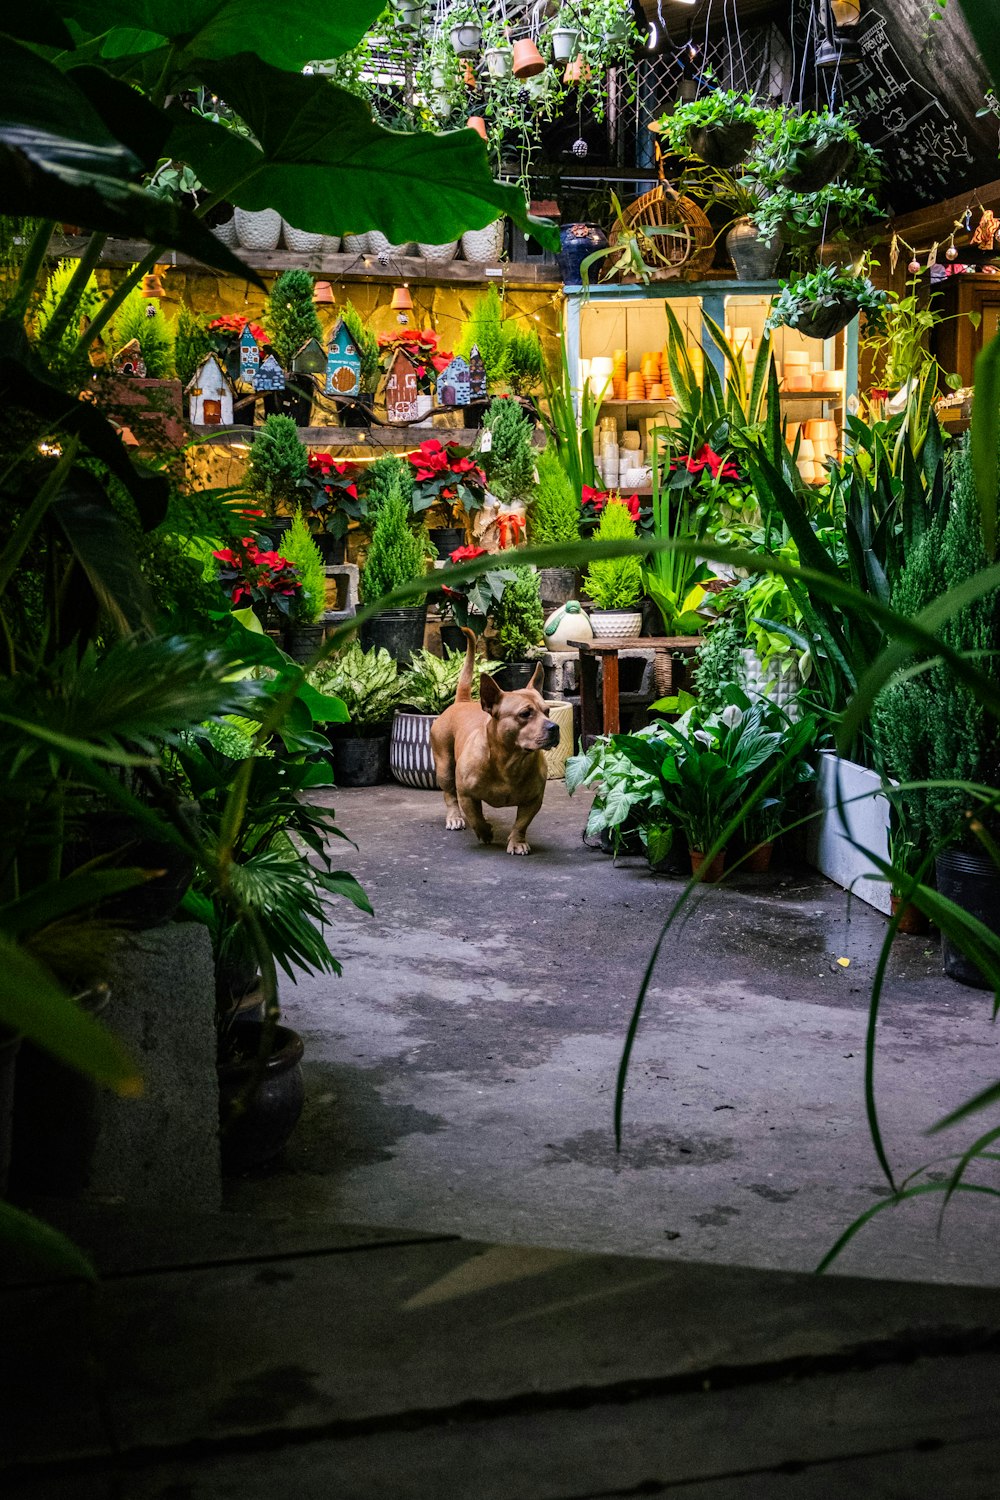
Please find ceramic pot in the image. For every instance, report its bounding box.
[342,232,371,254]
[485,47,513,79]
[726,217,783,280]
[688,120,758,168]
[394,1,424,31]
[461,220,505,262]
[741,648,801,711]
[390,711,438,789]
[282,221,324,253]
[551,27,578,61]
[935,848,1000,988]
[511,38,545,78]
[418,240,459,262]
[589,608,642,640]
[890,894,930,937]
[321,234,342,253]
[368,230,416,257]
[218,1023,305,1173]
[744,841,774,875]
[450,22,481,57]
[558,223,609,284]
[690,848,726,883]
[212,214,239,247]
[543,599,592,651]
[234,207,282,252]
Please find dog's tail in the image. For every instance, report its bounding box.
[455,626,478,703]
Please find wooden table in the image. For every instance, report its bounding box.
[569,636,702,740]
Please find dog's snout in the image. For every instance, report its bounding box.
[543,719,560,747]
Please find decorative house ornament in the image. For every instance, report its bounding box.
[325,318,362,396]
[253,354,286,393]
[468,344,487,402]
[186,354,234,426]
[112,338,145,377]
[384,348,418,423]
[239,325,260,384]
[292,337,327,375]
[436,354,471,408]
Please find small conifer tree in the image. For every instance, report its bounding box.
[531,448,580,546]
[493,566,544,661]
[583,500,643,609]
[480,396,536,504]
[281,513,327,623]
[364,453,413,515]
[360,476,426,603]
[264,269,323,369]
[173,305,215,387]
[340,300,382,391]
[457,285,511,389]
[247,414,309,512]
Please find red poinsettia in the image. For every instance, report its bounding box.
[672,444,741,483]
[212,535,302,619]
[449,544,488,564]
[208,315,269,344]
[304,454,365,541]
[581,486,641,523]
[408,439,487,518]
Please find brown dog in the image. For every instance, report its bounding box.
[431,627,559,855]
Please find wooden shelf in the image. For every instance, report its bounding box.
[52,235,560,288]
[599,391,843,409]
[190,424,485,448]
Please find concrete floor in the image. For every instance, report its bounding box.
[226,780,1000,1287]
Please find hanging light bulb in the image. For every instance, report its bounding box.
[815,0,863,67]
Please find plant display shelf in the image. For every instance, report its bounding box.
[190,424,546,450]
[597,393,844,409]
[51,236,560,288]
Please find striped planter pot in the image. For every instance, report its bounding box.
[390,712,439,790]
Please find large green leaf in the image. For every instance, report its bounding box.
[54,0,384,70]
[1,4,75,49]
[971,330,1000,561]
[52,469,155,635]
[0,934,141,1094]
[168,58,555,245]
[958,2,1000,101]
[0,1201,96,1281]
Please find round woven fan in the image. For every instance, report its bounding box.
[608,185,714,279]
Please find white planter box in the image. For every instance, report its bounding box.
[805,750,891,915]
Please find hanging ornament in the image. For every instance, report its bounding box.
[946,243,959,262]
[571,137,588,157]
[971,208,1000,249]
[889,233,899,276]
[907,257,921,275]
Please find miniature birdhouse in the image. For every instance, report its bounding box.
[292,337,327,375]
[468,343,487,402]
[436,354,471,408]
[384,348,418,424]
[325,318,362,396]
[239,325,260,384]
[186,353,234,427]
[112,338,145,378]
[253,353,286,393]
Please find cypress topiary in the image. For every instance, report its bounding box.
[112,283,174,377]
[247,414,309,513]
[281,513,327,623]
[457,284,511,389]
[531,447,580,546]
[501,321,545,397]
[264,269,322,369]
[493,565,544,662]
[173,305,215,387]
[364,453,413,516]
[340,300,381,391]
[480,396,536,504]
[583,499,643,609]
[360,475,426,603]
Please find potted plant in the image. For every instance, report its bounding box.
[678,161,781,281]
[582,496,644,638]
[754,105,875,193]
[246,413,311,532]
[358,470,429,662]
[212,534,304,633]
[305,453,366,562]
[490,564,545,688]
[407,438,488,556]
[531,447,581,612]
[481,20,513,78]
[104,283,184,449]
[263,268,323,424]
[478,395,536,507]
[750,184,881,270]
[656,90,762,169]
[438,543,517,649]
[548,8,580,62]
[278,513,327,661]
[390,642,502,787]
[449,3,482,58]
[308,642,402,786]
[765,265,890,341]
[577,191,683,291]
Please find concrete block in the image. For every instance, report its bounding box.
[540,650,578,697]
[806,750,891,915]
[323,563,359,613]
[90,923,221,1212]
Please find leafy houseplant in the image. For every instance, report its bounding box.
[579,190,683,291]
[753,105,880,194]
[246,414,310,519]
[389,641,500,790]
[212,535,303,627]
[407,438,488,534]
[305,453,365,557]
[750,184,881,264]
[765,265,890,340]
[583,497,644,629]
[439,544,516,638]
[398,646,501,715]
[657,90,762,168]
[308,642,402,785]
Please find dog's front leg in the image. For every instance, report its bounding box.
[508,793,544,856]
[458,793,493,844]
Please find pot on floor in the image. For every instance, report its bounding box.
[218,1022,305,1174]
[935,848,1000,987]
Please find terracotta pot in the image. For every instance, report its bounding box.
[512,38,545,79]
[890,894,930,937]
[744,841,774,875]
[690,848,726,883]
[467,116,488,141]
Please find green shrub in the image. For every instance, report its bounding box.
[281,513,327,624]
[33,259,103,381]
[341,300,381,392]
[480,396,536,504]
[247,414,309,512]
[172,305,215,387]
[264,269,322,369]
[493,565,544,662]
[111,283,174,378]
[583,499,643,609]
[501,321,545,397]
[532,447,580,546]
[360,475,426,603]
[694,617,746,717]
[364,453,413,515]
[457,284,510,390]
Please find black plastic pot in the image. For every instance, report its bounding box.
[257,517,294,541]
[263,379,314,426]
[218,1022,305,1174]
[64,809,196,929]
[429,527,466,561]
[781,138,857,192]
[493,660,537,691]
[316,533,347,564]
[688,120,757,168]
[360,605,427,665]
[328,722,392,786]
[440,623,471,655]
[726,217,783,281]
[935,848,1000,989]
[283,623,325,663]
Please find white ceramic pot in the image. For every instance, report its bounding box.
[234,207,282,252]
[589,610,642,640]
[342,232,371,254]
[450,22,481,57]
[368,230,417,257]
[390,712,438,789]
[741,647,801,711]
[551,27,578,61]
[282,220,324,253]
[461,219,505,263]
[484,48,513,79]
[418,240,459,262]
[212,214,238,247]
[321,234,342,253]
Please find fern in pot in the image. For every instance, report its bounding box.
[308,643,402,786]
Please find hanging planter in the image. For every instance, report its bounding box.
[765,267,890,341]
[484,46,513,79]
[550,27,578,62]
[688,120,758,169]
[450,21,482,57]
[782,139,857,192]
[512,37,546,78]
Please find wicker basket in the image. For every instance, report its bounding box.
[608,185,714,281]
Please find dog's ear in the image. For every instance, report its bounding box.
[479,673,503,713]
[528,662,544,694]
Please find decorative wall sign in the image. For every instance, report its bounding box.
[325,318,362,396]
[436,354,471,407]
[186,354,234,426]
